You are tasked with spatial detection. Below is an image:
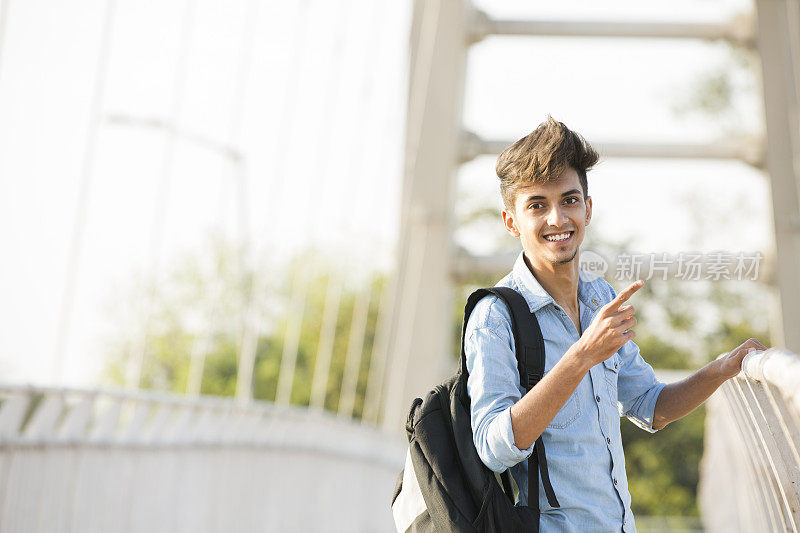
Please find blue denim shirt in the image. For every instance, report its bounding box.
[465,252,666,532]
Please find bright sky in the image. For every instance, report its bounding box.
[0,0,770,386]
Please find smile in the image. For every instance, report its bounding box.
[543,231,574,244]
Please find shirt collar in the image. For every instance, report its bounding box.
[511,251,604,313]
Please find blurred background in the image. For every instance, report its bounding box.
[1,0,799,531]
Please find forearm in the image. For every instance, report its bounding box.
[510,344,593,449]
[652,359,728,430]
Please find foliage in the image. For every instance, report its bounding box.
[102,239,386,419]
[668,43,758,135]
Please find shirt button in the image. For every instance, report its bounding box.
[607,437,611,445]
[614,362,618,369]
[596,395,601,403]
[613,478,618,486]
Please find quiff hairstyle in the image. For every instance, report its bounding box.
[496,116,599,211]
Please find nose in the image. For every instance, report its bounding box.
[546,204,568,227]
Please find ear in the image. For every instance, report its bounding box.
[585,196,592,226]
[502,208,520,237]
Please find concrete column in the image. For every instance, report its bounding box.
[381,0,470,431]
[754,0,800,352]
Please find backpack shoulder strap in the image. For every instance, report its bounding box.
[488,286,545,390]
[459,286,544,390]
[460,286,560,510]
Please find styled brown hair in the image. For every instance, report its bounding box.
[496,116,599,210]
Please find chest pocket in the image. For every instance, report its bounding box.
[546,387,581,429]
[603,353,622,407]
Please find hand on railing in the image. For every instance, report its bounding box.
[717,337,768,380]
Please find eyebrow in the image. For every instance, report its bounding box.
[525,189,582,202]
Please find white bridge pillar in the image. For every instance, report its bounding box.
[754,0,800,353]
[381,0,471,432]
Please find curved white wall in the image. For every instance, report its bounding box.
[0,385,405,532]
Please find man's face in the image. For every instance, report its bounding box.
[502,167,592,267]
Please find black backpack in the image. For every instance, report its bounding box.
[391,286,560,532]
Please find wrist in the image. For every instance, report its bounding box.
[706,358,732,384]
[565,341,595,375]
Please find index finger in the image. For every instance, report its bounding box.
[608,280,644,311]
[744,338,767,351]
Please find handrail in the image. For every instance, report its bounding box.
[0,383,397,457]
[700,349,800,532]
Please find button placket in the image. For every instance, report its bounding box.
[555,306,578,339]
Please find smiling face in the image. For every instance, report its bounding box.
[501,167,592,269]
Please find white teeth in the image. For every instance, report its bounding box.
[544,232,571,242]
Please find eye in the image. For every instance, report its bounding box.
[529,202,544,210]
[564,196,579,205]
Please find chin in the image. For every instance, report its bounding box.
[548,249,578,265]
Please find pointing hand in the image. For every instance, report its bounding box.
[576,280,644,366]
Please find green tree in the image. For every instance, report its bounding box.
[103,237,386,419]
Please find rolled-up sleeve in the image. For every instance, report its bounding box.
[464,296,535,473]
[616,337,666,433]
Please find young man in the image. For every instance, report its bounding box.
[464,116,767,532]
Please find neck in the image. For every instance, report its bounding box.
[523,249,580,314]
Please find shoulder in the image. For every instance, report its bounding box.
[465,275,514,338]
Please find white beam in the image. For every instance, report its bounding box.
[469,10,755,46]
[460,130,765,166]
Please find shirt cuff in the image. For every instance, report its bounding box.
[625,381,667,433]
[490,406,535,466]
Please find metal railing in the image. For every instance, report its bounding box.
[0,384,404,532]
[700,349,800,532]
